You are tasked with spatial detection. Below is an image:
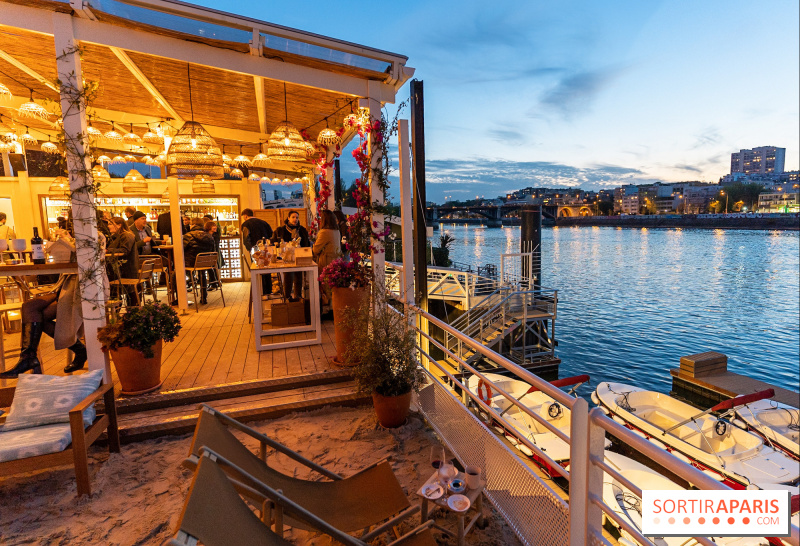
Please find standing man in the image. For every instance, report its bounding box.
[0,212,16,241]
[240,208,273,296]
[124,206,137,227]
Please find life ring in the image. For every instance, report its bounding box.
[477,379,493,405]
[715,420,728,436]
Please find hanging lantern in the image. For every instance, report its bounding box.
[123,125,141,144]
[222,154,232,163]
[87,124,102,139]
[18,91,49,120]
[40,140,59,154]
[111,155,126,164]
[91,165,110,188]
[142,155,152,163]
[123,154,137,163]
[271,178,281,185]
[0,82,12,101]
[223,163,231,174]
[266,122,307,162]
[231,153,251,168]
[104,124,123,143]
[260,176,271,183]
[143,124,164,144]
[165,120,223,179]
[192,174,215,194]
[317,127,341,147]
[48,176,71,200]
[122,168,148,193]
[229,168,243,179]
[148,151,166,166]
[248,173,260,182]
[96,155,111,164]
[252,152,271,168]
[20,129,37,146]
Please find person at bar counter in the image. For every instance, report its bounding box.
[312,210,341,309]
[183,217,215,304]
[124,206,137,227]
[106,217,139,304]
[132,211,159,295]
[0,212,16,241]
[181,215,191,234]
[0,227,110,378]
[240,208,273,296]
[271,210,310,302]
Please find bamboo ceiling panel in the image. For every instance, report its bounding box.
[262,79,351,140]
[0,26,59,101]
[125,51,260,133]
[80,43,172,119]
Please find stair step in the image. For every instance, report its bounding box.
[116,381,369,444]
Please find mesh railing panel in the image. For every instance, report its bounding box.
[415,379,570,546]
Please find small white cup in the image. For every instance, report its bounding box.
[465,466,481,490]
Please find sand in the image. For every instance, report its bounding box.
[0,406,522,545]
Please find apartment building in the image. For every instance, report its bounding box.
[730,146,786,175]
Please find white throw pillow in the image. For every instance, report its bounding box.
[1,370,104,431]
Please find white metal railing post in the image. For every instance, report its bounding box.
[586,408,607,542]
[568,397,589,546]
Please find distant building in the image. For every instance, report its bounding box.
[758,191,799,213]
[614,185,639,214]
[730,146,785,175]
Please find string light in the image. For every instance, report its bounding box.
[123,124,141,144]
[18,90,49,120]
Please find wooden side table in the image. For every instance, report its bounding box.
[416,470,485,546]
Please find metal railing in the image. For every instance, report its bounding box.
[404,303,800,546]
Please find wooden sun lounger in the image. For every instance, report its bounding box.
[182,405,420,542]
[168,450,436,546]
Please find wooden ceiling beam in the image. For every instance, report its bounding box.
[108,46,184,124]
[0,48,58,93]
[253,76,267,136]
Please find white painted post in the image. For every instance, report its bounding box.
[568,397,589,546]
[398,119,414,306]
[362,88,384,286]
[325,146,336,211]
[167,179,189,312]
[52,12,110,378]
[586,408,608,541]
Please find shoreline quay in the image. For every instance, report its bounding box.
[554,213,799,231]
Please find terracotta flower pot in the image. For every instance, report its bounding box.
[372,390,412,428]
[110,340,163,396]
[331,286,369,366]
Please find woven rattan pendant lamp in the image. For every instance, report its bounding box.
[122,168,148,193]
[91,164,111,189]
[317,117,341,147]
[266,83,307,162]
[48,176,71,200]
[166,64,223,179]
[192,174,215,194]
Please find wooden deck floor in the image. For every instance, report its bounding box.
[0,282,340,394]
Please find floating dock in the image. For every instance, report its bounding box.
[670,351,800,409]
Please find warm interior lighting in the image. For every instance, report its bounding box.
[229,168,243,179]
[18,91,49,120]
[192,174,215,194]
[91,165,111,188]
[0,82,12,101]
[48,176,71,199]
[165,121,223,179]
[122,168,148,193]
[104,124,123,143]
[123,124,141,144]
[40,140,59,154]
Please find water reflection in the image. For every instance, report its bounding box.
[437,226,800,395]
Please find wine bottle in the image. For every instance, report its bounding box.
[31,227,45,264]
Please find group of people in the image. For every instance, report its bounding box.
[0,205,348,380]
[240,208,345,307]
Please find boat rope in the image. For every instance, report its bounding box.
[615,492,642,516]
[784,407,800,431]
[607,384,636,412]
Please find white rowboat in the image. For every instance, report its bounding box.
[734,400,800,460]
[594,382,800,488]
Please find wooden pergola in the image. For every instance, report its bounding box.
[0,0,414,378]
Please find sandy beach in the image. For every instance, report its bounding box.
[0,406,522,545]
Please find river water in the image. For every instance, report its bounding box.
[434,224,800,397]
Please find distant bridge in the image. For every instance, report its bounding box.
[429,203,595,224]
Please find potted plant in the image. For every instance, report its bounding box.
[97,302,182,395]
[319,256,371,366]
[341,294,424,427]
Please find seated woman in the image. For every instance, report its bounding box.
[271,211,310,301]
[183,217,216,304]
[106,216,139,304]
[0,229,110,378]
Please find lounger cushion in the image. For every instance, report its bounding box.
[0,423,72,462]
[1,370,103,431]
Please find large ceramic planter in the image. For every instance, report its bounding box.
[110,340,163,396]
[331,286,369,366]
[372,390,412,428]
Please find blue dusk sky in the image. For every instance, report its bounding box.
[195,0,799,203]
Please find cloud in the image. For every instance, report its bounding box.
[421,157,659,202]
[694,127,721,148]
[673,164,703,173]
[487,129,526,145]
[532,67,621,119]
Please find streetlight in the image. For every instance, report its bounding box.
[720,190,728,215]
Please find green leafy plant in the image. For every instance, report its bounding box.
[97,302,182,358]
[343,293,425,397]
